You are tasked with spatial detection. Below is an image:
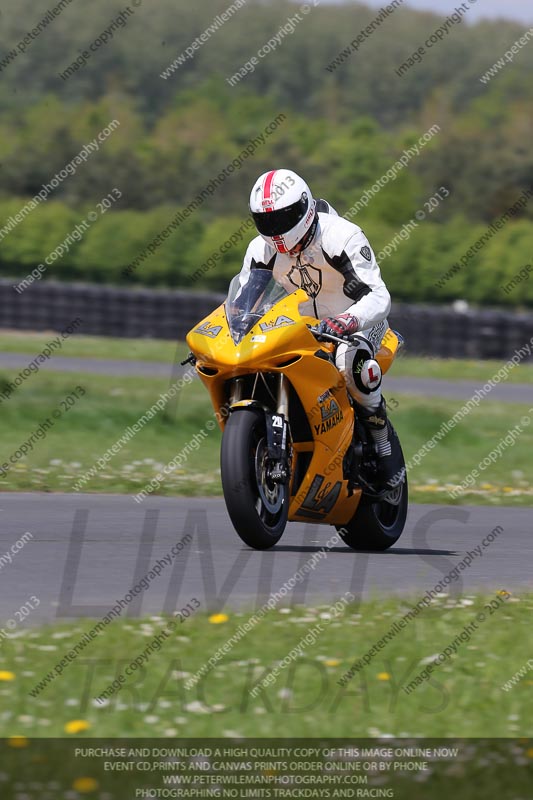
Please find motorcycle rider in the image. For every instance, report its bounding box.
[239,168,405,492]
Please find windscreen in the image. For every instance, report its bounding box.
[225,269,292,343]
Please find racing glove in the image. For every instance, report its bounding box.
[320,313,359,338]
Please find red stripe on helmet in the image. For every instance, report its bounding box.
[263,170,277,209]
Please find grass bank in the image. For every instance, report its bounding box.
[4,592,531,738]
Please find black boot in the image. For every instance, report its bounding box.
[355,399,406,493]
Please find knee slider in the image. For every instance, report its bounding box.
[352,348,381,395]
[360,359,382,390]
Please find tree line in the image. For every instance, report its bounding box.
[0,0,531,306]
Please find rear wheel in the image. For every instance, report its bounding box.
[221,409,289,549]
[337,425,408,551]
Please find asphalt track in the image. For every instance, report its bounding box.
[0,494,529,625]
[0,352,531,402]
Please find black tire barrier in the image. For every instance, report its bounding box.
[1,280,532,361]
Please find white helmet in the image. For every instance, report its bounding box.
[249,169,317,254]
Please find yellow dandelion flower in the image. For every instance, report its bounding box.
[65,720,91,734]
[377,672,391,681]
[0,671,15,681]
[209,613,229,624]
[526,748,533,759]
[73,777,99,793]
[7,736,29,748]
[324,659,341,667]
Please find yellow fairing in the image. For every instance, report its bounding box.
[186,290,399,527]
[376,328,401,375]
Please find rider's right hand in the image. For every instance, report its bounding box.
[319,313,359,339]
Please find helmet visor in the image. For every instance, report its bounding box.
[252,194,309,237]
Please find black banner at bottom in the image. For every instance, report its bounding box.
[0,738,531,799]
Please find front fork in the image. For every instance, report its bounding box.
[228,374,291,484]
[228,373,288,411]
[265,374,291,484]
[276,373,290,418]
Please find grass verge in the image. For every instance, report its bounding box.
[393,353,533,384]
[4,592,531,738]
[1,331,532,384]
[0,366,531,504]
[0,330,181,363]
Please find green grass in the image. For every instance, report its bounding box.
[0,369,219,496]
[0,330,182,363]
[393,353,533,384]
[391,393,533,505]
[2,330,532,385]
[4,593,532,738]
[0,367,532,504]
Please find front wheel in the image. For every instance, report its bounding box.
[221,409,289,549]
[337,424,408,551]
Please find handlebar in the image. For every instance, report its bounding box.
[307,325,368,347]
[180,353,197,366]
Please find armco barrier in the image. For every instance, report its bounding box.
[0,280,532,360]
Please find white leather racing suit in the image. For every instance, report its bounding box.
[238,199,390,411]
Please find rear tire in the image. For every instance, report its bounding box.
[337,425,408,551]
[221,409,289,550]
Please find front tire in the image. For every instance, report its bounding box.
[221,409,289,549]
[337,424,408,551]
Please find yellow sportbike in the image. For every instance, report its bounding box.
[184,269,408,551]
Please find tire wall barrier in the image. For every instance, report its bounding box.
[1,280,532,361]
